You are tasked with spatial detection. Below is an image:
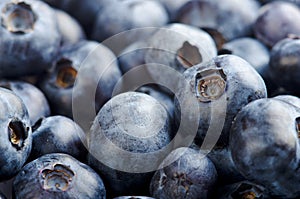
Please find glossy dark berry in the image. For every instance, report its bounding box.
[0,80,50,125]
[150,147,218,199]
[30,116,87,162]
[13,153,106,199]
[268,36,300,95]
[113,197,155,199]
[254,1,300,47]
[88,92,173,197]
[54,9,85,46]
[0,0,61,78]
[176,0,260,43]
[230,98,300,197]
[39,40,122,119]
[178,55,267,146]
[0,88,32,180]
[219,37,270,78]
[91,0,168,43]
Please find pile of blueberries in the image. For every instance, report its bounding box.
[1,0,300,198]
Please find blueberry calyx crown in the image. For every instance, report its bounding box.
[8,120,28,150]
[195,69,227,102]
[231,183,263,199]
[176,41,202,68]
[40,164,75,192]
[1,1,37,34]
[55,59,78,89]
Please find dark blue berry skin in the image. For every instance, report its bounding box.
[114,197,155,199]
[91,0,169,43]
[229,98,300,198]
[215,180,271,199]
[118,41,148,74]
[268,37,300,95]
[176,0,260,42]
[254,1,300,47]
[258,0,300,7]
[219,37,270,78]
[0,80,50,125]
[13,153,106,199]
[0,88,32,181]
[41,0,105,35]
[0,0,61,78]
[39,40,122,119]
[88,92,173,197]
[30,116,87,162]
[54,9,85,46]
[150,147,218,199]
[177,55,267,147]
[207,147,245,185]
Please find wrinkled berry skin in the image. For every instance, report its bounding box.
[39,40,122,119]
[254,1,300,47]
[230,99,300,197]
[268,37,300,95]
[13,153,106,199]
[176,0,260,42]
[0,88,32,180]
[219,37,270,78]
[207,147,244,185]
[54,9,86,46]
[88,92,173,197]
[0,0,61,78]
[177,55,267,146]
[0,80,50,125]
[150,147,217,199]
[91,0,168,43]
[30,116,87,162]
[215,180,271,199]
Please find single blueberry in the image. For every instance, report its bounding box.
[0,88,32,180]
[150,147,218,199]
[13,153,106,199]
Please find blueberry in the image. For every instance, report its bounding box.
[267,36,300,95]
[30,116,87,162]
[218,37,270,78]
[145,23,217,74]
[118,41,148,74]
[88,92,173,197]
[91,0,169,43]
[0,0,61,78]
[0,88,32,180]
[274,95,300,109]
[41,0,105,35]
[0,80,50,125]
[207,147,245,185]
[178,55,267,146]
[254,1,300,47]
[54,9,86,46]
[215,180,271,199]
[38,40,122,119]
[176,0,260,43]
[229,98,300,197]
[157,0,191,21]
[13,153,106,199]
[150,147,218,199]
